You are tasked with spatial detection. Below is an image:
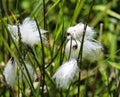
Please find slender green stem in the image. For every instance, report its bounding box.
[1,0,6,61]
[35,17,45,96]
[42,0,46,95]
[116,71,120,97]
[107,73,112,97]
[45,38,66,68]
[66,85,71,97]
[77,0,95,96]
[43,0,46,29]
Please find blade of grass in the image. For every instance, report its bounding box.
[45,0,60,16]
[94,5,120,20]
[70,0,85,25]
[90,0,117,26]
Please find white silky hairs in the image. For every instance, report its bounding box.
[3,59,35,87]
[3,59,17,87]
[65,23,102,61]
[20,64,35,83]
[67,23,95,40]
[53,59,79,88]
[65,39,102,61]
[8,17,47,46]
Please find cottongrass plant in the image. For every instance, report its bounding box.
[8,17,47,47]
[66,23,95,41]
[20,63,35,83]
[53,59,79,88]
[1,0,119,96]
[3,58,35,87]
[66,23,102,61]
[3,58,17,87]
[65,39,102,61]
[53,23,102,89]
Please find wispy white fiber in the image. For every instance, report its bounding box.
[53,59,79,88]
[8,17,47,46]
[67,23,95,40]
[3,59,17,87]
[65,39,102,61]
[20,64,35,83]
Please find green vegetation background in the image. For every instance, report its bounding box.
[0,0,120,97]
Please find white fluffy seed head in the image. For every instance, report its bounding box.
[8,17,47,46]
[53,59,79,88]
[65,40,80,60]
[65,39,102,61]
[3,59,17,87]
[8,25,19,41]
[20,64,35,83]
[67,23,95,40]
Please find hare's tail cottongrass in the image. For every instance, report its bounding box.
[3,59,17,87]
[53,59,79,88]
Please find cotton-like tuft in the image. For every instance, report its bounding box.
[20,64,35,83]
[8,17,47,46]
[67,23,95,40]
[53,59,79,88]
[8,25,19,41]
[65,40,102,61]
[3,59,17,87]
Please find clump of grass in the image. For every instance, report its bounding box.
[0,0,120,97]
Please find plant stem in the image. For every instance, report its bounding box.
[35,18,45,96]
[45,38,66,68]
[1,0,6,62]
[42,0,46,96]
[77,0,95,96]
